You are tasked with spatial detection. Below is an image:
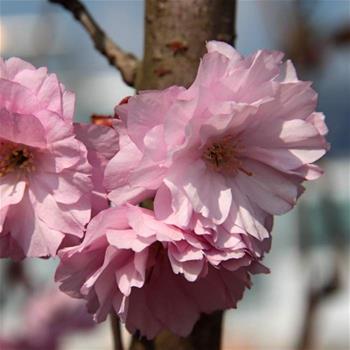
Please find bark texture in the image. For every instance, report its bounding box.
[135,0,237,90]
[131,1,236,349]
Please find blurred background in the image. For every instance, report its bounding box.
[0,1,349,349]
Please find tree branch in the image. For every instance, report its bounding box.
[48,0,139,87]
[110,312,124,350]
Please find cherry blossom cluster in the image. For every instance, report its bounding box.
[0,41,328,338]
[0,287,94,350]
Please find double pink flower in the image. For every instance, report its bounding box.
[105,41,328,242]
[57,205,268,338]
[0,58,118,258]
[57,42,328,337]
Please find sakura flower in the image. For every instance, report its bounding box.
[0,286,94,350]
[0,57,92,258]
[105,41,329,240]
[23,287,95,347]
[56,205,268,338]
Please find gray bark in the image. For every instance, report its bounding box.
[136,0,237,90]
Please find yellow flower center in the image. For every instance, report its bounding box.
[0,141,35,177]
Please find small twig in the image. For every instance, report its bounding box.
[110,312,124,350]
[297,267,340,350]
[48,0,139,86]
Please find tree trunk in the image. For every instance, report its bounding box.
[131,1,237,349]
[135,0,237,90]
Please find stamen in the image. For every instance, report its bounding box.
[202,137,253,176]
[0,141,35,177]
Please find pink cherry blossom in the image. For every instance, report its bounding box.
[0,58,92,258]
[56,205,268,338]
[0,287,94,350]
[105,41,329,240]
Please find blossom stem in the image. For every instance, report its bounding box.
[110,312,124,350]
